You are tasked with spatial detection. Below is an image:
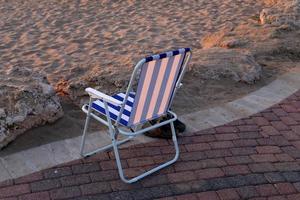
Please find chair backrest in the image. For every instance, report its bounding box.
[126,48,191,126]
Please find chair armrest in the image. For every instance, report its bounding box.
[85,87,122,106]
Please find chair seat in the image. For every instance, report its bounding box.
[91,92,135,126]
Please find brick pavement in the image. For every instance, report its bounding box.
[0,90,300,200]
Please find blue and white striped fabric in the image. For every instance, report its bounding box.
[90,48,191,127]
[128,48,191,126]
[91,92,135,126]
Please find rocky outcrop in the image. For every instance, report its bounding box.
[0,67,63,149]
[260,0,300,26]
[191,48,262,84]
[200,0,300,81]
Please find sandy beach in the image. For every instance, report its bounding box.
[0,0,299,149]
[0,0,266,99]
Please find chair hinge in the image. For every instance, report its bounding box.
[114,126,119,140]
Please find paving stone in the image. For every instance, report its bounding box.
[149,185,174,199]
[185,143,211,152]
[217,188,240,200]
[207,177,232,190]
[287,193,300,200]
[275,154,294,162]
[195,168,225,179]
[60,174,91,187]
[293,182,300,192]
[175,193,198,200]
[290,113,300,122]
[30,179,61,192]
[281,105,298,113]
[73,194,111,200]
[262,113,280,121]
[130,188,154,200]
[222,165,250,176]
[72,163,100,174]
[275,183,297,195]
[237,125,260,132]
[274,162,300,172]
[236,186,259,199]
[216,126,238,133]
[89,170,119,182]
[233,139,258,147]
[84,152,110,162]
[174,161,203,172]
[43,167,72,179]
[280,117,298,126]
[50,186,81,200]
[256,146,282,154]
[169,182,193,195]
[238,131,262,139]
[260,126,280,137]
[188,180,211,193]
[205,149,232,158]
[99,160,128,170]
[180,151,207,161]
[264,172,286,183]
[215,133,239,141]
[226,175,249,187]
[80,182,112,195]
[271,121,290,131]
[243,174,268,185]
[110,179,141,192]
[280,131,300,140]
[18,192,50,200]
[110,191,134,200]
[196,191,220,200]
[249,163,276,173]
[250,154,278,163]
[0,184,30,198]
[197,158,227,168]
[257,138,277,146]
[167,171,197,183]
[256,184,278,197]
[0,179,13,188]
[230,147,257,156]
[14,172,43,184]
[252,117,270,126]
[270,136,290,146]
[282,172,300,182]
[210,141,235,149]
[272,108,288,117]
[225,156,253,165]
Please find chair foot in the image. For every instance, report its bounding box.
[80,136,133,158]
[113,121,179,183]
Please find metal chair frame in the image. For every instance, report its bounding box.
[80,49,192,183]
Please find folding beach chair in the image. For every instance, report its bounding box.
[80,48,192,183]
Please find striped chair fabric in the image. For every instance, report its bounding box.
[91,48,191,127]
[92,92,135,126]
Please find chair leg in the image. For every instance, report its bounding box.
[112,121,180,184]
[80,106,92,157]
[80,99,133,157]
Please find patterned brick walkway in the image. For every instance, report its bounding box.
[1,90,300,200]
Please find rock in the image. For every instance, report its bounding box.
[220,39,243,48]
[260,0,300,27]
[201,30,227,49]
[260,8,278,25]
[193,48,262,84]
[201,29,243,49]
[0,67,63,149]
